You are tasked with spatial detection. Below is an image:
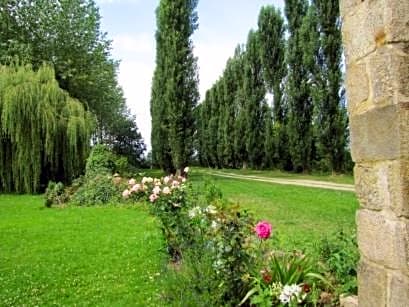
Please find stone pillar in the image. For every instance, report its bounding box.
[340,1,409,306]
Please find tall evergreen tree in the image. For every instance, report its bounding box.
[243,30,266,169]
[221,58,239,167]
[311,0,348,172]
[232,46,248,168]
[257,6,288,169]
[208,86,221,168]
[285,0,313,172]
[151,0,199,174]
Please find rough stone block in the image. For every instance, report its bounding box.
[388,272,409,307]
[384,0,409,43]
[367,44,409,104]
[345,61,369,113]
[339,0,364,18]
[342,0,385,64]
[342,0,409,65]
[354,162,389,211]
[358,260,387,307]
[395,160,409,217]
[401,103,409,159]
[357,209,409,271]
[354,161,409,217]
[350,104,400,162]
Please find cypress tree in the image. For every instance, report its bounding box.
[285,0,313,172]
[257,5,288,169]
[208,86,221,168]
[262,103,275,168]
[312,0,348,172]
[200,91,213,167]
[0,64,93,193]
[221,58,238,168]
[232,46,247,168]
[243,30,266,169]
[215,80,226,166]
[151,0,199,174]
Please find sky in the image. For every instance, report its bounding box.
[95,0,284,150]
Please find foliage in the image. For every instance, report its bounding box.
[70,174,123,206]
[258,5,288,169]
[44,145,130,207]
[0,0,146,150]
[151,0,199,173]
[44,181,67,207]
[66,145,132,206]
[241,251,328,306]
[85,144,129,176]
[0,64,93,193]
[123,173,256,305]
[318,230,359,295]
[160,251,228,306]
[194,1,350,174]
[107,112,146,167]
[311,0,349,173]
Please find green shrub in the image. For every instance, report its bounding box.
[70,174,123,206]
[160,252,228,306]
[85,144,129,176]
[44,181,67,207]
[318,230,359,295]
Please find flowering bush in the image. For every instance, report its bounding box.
[240,226,330,306]
[120,173,193,260]
[119,172,333,306]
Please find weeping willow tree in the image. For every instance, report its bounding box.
[0,64,94,193]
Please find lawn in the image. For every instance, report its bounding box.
[0,195,165,306]
[0,169,359,305]
[189,170,358,252]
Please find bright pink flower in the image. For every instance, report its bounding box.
[255,221,272,239]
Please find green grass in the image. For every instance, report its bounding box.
[0,169,358,305]
[190,171,358,252]
[0,195,165,306]
[194,167,355,185]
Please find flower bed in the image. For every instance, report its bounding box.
[120,169,336,306]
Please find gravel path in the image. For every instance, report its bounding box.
[204,171,355,192]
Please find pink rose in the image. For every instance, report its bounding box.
[149,193,158,202]
[131,184,141,192]
[255,221,272,239]
[122,189,130,199]
[128,178,136,185]
[152,186,161,195]
[162,187,171,195]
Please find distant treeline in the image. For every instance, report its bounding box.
[195,0,352,173]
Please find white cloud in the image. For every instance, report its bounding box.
[112,33,154,56]
[117,59,154,150]
[96,0,140,4]
[195,39,237,100]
